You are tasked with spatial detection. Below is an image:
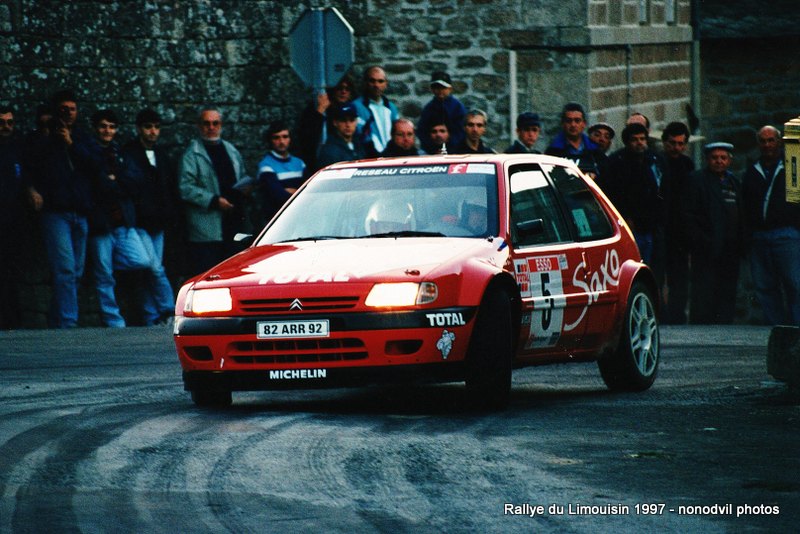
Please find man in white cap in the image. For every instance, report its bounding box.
[416,70,467,154]
[684,141,743,324]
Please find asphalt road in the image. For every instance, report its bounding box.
[0,325,797,533]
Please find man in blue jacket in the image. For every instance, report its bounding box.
[417,71,467,155]
[256,120,307,225]
[353,66,398,157]
[545,102,606,180]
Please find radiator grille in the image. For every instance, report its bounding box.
[228,338,368,364]
[237,296,360,314]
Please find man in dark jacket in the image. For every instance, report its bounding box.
[661,121,695,324]
[0,105,25,329]
[380,119,423,157]
[120,108,177,326]
[294,75,355,173]
[26,90,94,328]
[416,71,467,155]
[685,142,743,324]
[505,112,542,154]
[86,109,145,327]
[317,104,367,168]
[598,123,669,292]
[742,125,800,325]
[451,110,495,154]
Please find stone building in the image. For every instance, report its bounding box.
[698,0,800,171]
[0,0,796,327]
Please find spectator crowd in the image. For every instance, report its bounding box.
[1,65,798,329]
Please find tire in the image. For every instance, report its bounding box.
[598,281,659,391]
[464,289,514,410]
[190,389,233,408]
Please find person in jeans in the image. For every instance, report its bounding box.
[25,90,94,328]
[86,109,144,328]
[121,109,177,326]
[742,126,800,325]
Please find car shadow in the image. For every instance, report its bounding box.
[194,381,615,417]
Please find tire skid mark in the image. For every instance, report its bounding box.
[202,413,327,531]
[1,403,176,533]
[13,420,121,534]
[78,409,270,532]
[306,418,430,531]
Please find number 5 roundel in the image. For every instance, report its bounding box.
[514,255,567,349]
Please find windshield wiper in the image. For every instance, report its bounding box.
[275,235,353,243]
[365,230,446,238]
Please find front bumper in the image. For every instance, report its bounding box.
[174,307,477,386]
[183,361,467,391]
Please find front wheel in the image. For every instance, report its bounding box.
[464,289,514,410]
[598,281,659,391]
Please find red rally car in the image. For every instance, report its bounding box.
[174,154,660,408]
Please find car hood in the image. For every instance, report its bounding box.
[193,238,497,288]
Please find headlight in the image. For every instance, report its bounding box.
[185,288,232,314]
[365,282,438,307]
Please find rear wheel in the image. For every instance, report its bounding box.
[598,281,659,391]
[190,389,233,408]
[464,289,513,410]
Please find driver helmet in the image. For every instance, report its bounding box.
[365,199,416,235]
[459,199,487,234]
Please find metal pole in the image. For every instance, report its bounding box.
[509,49,518,145]
[311,8,326,95]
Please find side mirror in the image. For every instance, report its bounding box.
[233,233,254,247]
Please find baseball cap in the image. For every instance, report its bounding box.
[588,122,616,138]
[516,112,541,129]
[430,71,452,88]
[331,104,357,121]
[704,141,734,154]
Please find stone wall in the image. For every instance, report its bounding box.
[0,0,694,166]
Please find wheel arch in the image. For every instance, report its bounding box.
[606,260,659,352]
[482,272,523,354]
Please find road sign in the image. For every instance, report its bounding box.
[289,7,354,92]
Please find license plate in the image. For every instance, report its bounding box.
[257,319,330,339]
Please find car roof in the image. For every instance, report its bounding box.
[319,153,582,172]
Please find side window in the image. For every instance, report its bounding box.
[547,164,614,241]
[509,168,570,247]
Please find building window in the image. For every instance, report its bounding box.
[639,0,650,24]
[665,0,676,24]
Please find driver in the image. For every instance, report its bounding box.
[365,199,416,235]
[460,200,487,235]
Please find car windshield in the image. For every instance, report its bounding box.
[258,163,500,244]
